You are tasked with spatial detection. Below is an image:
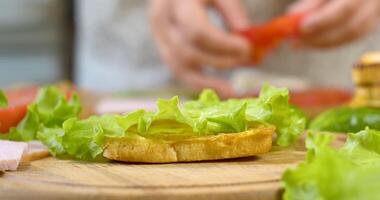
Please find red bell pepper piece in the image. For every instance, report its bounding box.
[237,13,306,64]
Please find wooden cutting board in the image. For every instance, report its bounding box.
[0,137,344,200]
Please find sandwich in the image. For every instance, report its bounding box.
[1,85,305,163]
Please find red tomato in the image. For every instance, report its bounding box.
[237,13,306,64]
[290,88,352,108]
[0,86,38,133]
[290,88,352,117]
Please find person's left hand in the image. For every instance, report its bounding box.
[289,0,380,48]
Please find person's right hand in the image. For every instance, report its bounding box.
[149,0,251,98]
[289,0,380,48]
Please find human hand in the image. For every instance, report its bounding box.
[289,0,380,48]
[149,0,251,98]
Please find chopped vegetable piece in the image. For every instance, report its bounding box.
[0,86,37,133]
[309,107,380,133]
[238,13,305,63]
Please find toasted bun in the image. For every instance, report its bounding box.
[353,51,380,85]
[103,125,275,163]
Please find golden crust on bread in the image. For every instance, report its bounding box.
[103,125,275,163]
[353,52,380,85]
[352,66,380,85]
[351,52,380,107]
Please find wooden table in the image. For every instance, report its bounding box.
[0,137,342,200]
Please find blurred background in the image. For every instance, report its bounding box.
[0,0,73,86]
[0,0,170,92]
[1,0,380,116]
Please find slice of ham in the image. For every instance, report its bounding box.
[0,140,28,171]
[0,140,50,172]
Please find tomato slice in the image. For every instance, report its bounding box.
[0,86,38,133]
[237,13,306,64]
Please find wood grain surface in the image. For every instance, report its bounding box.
[0,137,344,200]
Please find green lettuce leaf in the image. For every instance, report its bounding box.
[182,98,248,135]
[181,85,305,146]
[340,127,380,166]
[282,129,380,200]
[4,108,40,141]
[43,112,145,161]
[0,90,7,107]
[37,126,66,157]
[61,117,107,161]
[305,131,334,162]
[283,148,380,200]
[138,96,193,136]
[246,85,306,146]
[1,86,81,141]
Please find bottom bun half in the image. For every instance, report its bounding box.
[103,125,275,163]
